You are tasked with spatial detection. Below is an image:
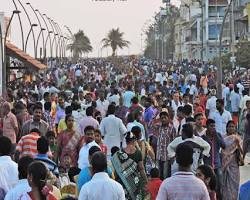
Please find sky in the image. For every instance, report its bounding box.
[2,0,180,57]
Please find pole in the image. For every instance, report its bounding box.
[0,18,4,96]
[200,0,204,63]
[231,1,235,70]
[25,27,33,52]
[217,0,233,98]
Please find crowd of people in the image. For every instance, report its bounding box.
[0,57,250,200]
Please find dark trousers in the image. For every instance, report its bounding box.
[158,160,171,180]
[214,167,223,200]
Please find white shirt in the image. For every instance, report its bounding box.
[107,94,120,106]
[222,87,230,107]
[237,82,244,95]
[189,84,198,96]
[171,100,183,114]
[0,156,18,192]
[100,115,127,156]
[4,179,31,200]
[240,95,250,110]
[209,110,232,136]
[96,99,109,118]
[78,141,99,169]
[79,172,125,200]
[206,96,217,114]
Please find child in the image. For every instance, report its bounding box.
[46,131,57,160]
[94,129,107,156]
[196,165,217,200]
[146,168,162,200]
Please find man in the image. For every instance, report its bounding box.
[155,111,176,179]
[194,113,206,136]
[206,89,217,117]
[22,104,49,136]
[2,102,18,145]
[78,106,99,135]
[222,82,230,110]
[16,128,41,160]
[4,156,34,200]
[202,119,225,200]
[100,104,127,158]
[40,92,50,111]
[55,95,66,130]
[230,86,241,125]
[209,99,232,137]
[35,136,59,177]
[123,85,135,108]
[0,136,18,193]
[78,126,99,169]
[240,89,250,111]
[96,90,109,118]
[156,143,210,200]
[173,106,185,135]
[171,91,183,114]
[79,152,125,200]
[42,102,53,131]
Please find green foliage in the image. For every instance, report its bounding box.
[235,40,250,69]
[102,28,130,57]
[67,30,92,61]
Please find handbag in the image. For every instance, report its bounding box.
[235,149,244,166]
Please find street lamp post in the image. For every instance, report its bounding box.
[25,24,38,52]
[3,10,21,97]
[36,28,45,59]
[26,3,45,60]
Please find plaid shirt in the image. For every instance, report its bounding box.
[156,124,176,161]
[43,111,54,131]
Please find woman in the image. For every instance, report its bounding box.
[111,132,148,200]
[221,120,244,200]
[196,165,217,200]
[18,161,57,200]
[56,114,83,168]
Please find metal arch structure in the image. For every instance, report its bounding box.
[45,15,58,58]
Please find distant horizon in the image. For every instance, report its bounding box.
[2,0,180,58]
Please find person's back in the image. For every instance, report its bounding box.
[79,152,125,200]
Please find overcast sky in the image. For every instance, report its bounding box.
[2,0,180,57]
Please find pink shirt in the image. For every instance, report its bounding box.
[3,112,18,143]
[156,171,210,200]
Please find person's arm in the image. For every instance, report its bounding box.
[167,137,180,158]
[195,136,211,157]
[138,161,148,183]
[217,133,226,149]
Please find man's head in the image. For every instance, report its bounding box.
[131,126,142,140]
[58,96,65,108]
[2,102,11,116]
[160,111,169,126]
[0,136,12,156]
[182,123,194,139]
[194,113,203,128]
[86,106,94,117]
[84,126,95,144]
[46,131,56,145]
[206,119,216,133]
[91,152,107,174]
[150,168,160,178]
[144,97,152,108]
[37,136,49,154]
[33,104,43,122]
[94,129,102,144]
[88,146,101,163]
[44,102,51,112]
[43,92,50,102]
[183,104,193,117]
[18,156,34,179]
[183,94,190,104]
[131,97,139,105]
[216,99,224,112]
[107,104,116,115]
[173,91,180,101]
[176,143,193,169]
[98,90,105,101]
[177,106,184,120]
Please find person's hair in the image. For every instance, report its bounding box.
[84,126,95,134]
[46,131,55,138]
[44,102,51,111]
[183,104,192,116]
[37,136,49,154]
[28,161,48,200]
[226,120,235,129]
[125,131,137,143]
[197,165,217,190]
[91,152,107,173]
[206,118,215,126]
[71,102,81,111]
[159,111,169,118]
[177,106,184,113]
[43,92,50,99]
[65,106,73,115]
[242,89,248,96]
[176,143,193,168]
[111,146,120,156]
[186,117,195,123]
[182,123,193,138]
[107,104,116,115]
[18,156,34,179]
[65,114,73,123]
[86,106,94,116]
[0,136,12,156]
[127,113,134,123]
[131,126,141,140]
[89,146,101,157]
[33,104,42,112]
[61,197,77,200]
[150,168,160,178]
[216,99,224,105]
[30,128,41,134]
[68,167,81,183]
[131,96,139,104]
[194,113,203,120]
[36,102,43,109]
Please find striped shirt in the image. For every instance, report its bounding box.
[16,132,40,158]
[156,171,210,200]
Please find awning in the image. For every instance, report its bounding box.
[6,42,47,70]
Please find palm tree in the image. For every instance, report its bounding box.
[67,30,92,61]
[102,28,130,57]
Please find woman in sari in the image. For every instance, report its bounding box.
[56,114,83,168]
[221,120,244,200]
[111,131,148,200]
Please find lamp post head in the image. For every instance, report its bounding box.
[32,24,38,27]
[41,28,46,31]
[35,9,39,12]
[26,2,30,5]
[49,31,53,33]
[55,34,58,36]
[13,10,21,14]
